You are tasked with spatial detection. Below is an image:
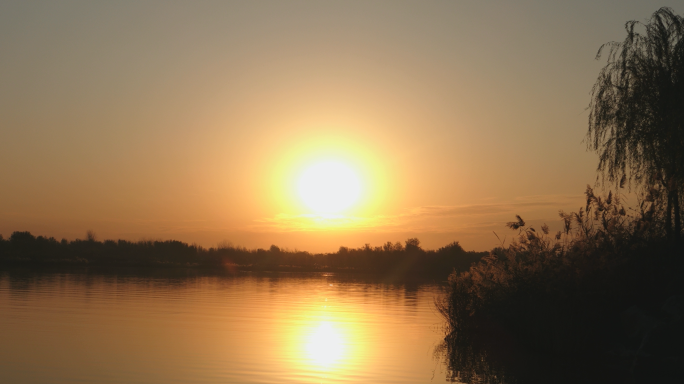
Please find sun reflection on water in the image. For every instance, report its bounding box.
[305,322,345,368]
[282,288,368,382]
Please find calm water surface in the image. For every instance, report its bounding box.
[0,270,452,383]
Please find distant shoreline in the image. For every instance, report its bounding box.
[0,231,486,280]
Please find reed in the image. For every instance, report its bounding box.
[439,184,682,355]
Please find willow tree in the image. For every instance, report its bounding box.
[587,7,684,241]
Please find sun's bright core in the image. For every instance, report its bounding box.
[298,161,361,214]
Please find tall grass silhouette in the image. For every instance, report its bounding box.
[437,185,683,382]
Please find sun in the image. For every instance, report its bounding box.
[298,161,361,214]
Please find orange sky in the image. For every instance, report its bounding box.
[0,1,676,252]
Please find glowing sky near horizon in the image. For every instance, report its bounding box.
[0,0,678,252]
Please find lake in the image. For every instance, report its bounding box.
[0,269,454,384]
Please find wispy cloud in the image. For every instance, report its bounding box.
[252,213,383,232]
[250,194,584,233]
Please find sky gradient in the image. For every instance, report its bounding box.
[1,1,678,252]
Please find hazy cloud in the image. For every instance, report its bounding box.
[251,194,584,233]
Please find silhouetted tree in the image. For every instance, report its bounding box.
[86,230,97,242]
[10,231,36,248]
[587,7,684,242]
[405,238,422,253]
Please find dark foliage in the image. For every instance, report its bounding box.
[587,7,684,241]
[438,185,684,383]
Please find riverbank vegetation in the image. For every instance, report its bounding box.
[438,186,684,382]
[439,7,684,382]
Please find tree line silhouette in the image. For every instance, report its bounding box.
[0,232,485,278]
